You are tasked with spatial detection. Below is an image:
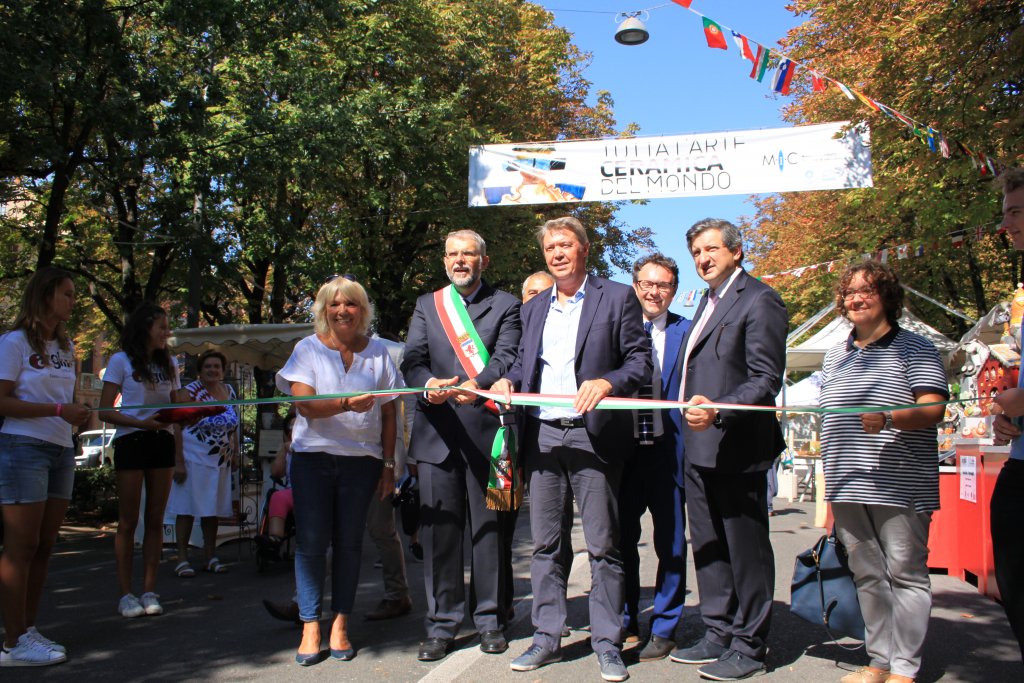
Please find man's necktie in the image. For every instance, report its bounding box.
[637,320,655,446]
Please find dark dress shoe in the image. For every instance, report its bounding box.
[696,649,766,680]
[638,634,676,662]
[330,647,356,661]
[417,637,454,661]
[479,630,508,654]
[295,650,322,666]
[366,596,412,621]
[263,599,301,625]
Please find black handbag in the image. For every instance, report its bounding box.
[790,530,865,642]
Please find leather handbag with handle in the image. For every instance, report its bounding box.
[790,530,866,643]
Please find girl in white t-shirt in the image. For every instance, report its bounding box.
[0,268,90,667]
[98,302,182,620]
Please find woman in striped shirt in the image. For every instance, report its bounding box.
[818,262,948,683]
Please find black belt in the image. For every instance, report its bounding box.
[538,416,586,429]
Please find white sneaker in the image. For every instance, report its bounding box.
[119,593,145,618]
[140,592,163,615]
[0,633,67,666]
[26,627,65,654]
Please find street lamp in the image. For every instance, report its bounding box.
[615,12,650,46]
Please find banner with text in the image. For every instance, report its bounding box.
[467,122,871,206]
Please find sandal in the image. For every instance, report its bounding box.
[204,557,229,574]
[175,561,196,578]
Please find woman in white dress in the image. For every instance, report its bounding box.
[165,350,239,576]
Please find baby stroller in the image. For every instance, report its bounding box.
[254,477,295,573]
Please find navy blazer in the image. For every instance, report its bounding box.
[659,311,690,486]
[401,281,522,466]
[674,269,787,473]
[505,275,651,462]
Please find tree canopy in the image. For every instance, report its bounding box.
[747,0,1023,339]
[0,0,648,347]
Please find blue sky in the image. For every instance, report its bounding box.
[539,1,803,311]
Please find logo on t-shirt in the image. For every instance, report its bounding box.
[132,367,170,385]
[29,353,73,370]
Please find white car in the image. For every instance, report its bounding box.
[76,428,115,468]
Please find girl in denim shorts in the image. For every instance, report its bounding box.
[0,268,91,667]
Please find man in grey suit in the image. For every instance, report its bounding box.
[493,216,650,682]
[670,218,787,680]
[401,230,522,662]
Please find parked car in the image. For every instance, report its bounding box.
[76,427,115,468]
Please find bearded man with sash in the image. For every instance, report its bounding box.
[402,229,523,662]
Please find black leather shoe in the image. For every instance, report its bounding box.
[417,637,454,661]
[669,637,727,664]
[638,634,675,662]
[696,649,766,680]
[480,630,508,654]
[263,599,301,625]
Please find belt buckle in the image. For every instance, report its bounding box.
[558,417,577,428]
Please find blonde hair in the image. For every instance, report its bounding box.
[313,278,374,336]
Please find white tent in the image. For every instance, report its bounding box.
[786,308,957,372]
[169,323,314,370]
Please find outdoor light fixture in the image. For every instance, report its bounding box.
[614,11,649,45]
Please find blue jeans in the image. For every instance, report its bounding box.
[291,452,382,621]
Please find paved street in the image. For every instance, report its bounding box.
[2,498,1019,682]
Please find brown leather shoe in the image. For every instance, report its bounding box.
[365,596,412,621]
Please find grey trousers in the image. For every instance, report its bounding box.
[366,493,409,601]
[832,502,932,678]
[526,420,623,655]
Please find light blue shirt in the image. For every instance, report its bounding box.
[536,276,588,421]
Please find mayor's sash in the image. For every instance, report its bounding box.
[432,285,522,511]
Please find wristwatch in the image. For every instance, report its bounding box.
[882,411,894,431]
[382,459,396,470]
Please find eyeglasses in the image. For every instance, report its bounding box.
[636,279,675,294]
[325,273,358,284]
[842,287,878,301]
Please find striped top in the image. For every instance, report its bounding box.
[819,325,949,512]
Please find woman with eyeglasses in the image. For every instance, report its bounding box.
[817,262,948,683]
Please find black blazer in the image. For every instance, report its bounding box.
[401,281,522,466]
[674,269,787,473]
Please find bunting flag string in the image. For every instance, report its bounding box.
[671,2,1009,178]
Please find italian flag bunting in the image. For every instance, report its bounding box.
[749,45,771,81]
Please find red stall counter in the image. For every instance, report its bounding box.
[928,442,1008,600]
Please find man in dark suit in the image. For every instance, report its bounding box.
[669,218,787,680]
[621,253,690,662]
[401,230,522,662]
[493,216,650,683]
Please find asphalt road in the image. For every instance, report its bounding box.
[2,498,1019,682]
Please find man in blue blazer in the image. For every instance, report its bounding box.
[670,218,787,680]
[493,216,650,683]
[620,253,690,662]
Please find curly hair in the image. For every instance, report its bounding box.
[198,349,228,373]
[835,261,903,326]
[120,302,175,385]
[10,267,74,363]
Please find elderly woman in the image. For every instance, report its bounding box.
[275,277,400,665]
[165,350,239,576]
[818,262,947,683]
